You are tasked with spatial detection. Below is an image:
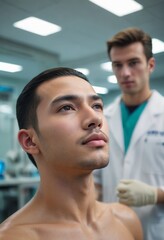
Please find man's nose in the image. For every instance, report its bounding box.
[121,65,131,77]
[82,108,103,130]
[87,120,102,130]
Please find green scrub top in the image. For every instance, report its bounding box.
[121,100,148,153]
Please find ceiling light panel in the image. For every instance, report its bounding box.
[93,86,108,94]
[107,75,117,84]
[101,62,113,72]
[152,38,164,54]
[75,68,90,76]
[89,0,143,16]
[13,17,62,36]
[0,62,23,72]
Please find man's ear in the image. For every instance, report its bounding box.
[148,57,155,73]
[18,129,39,155]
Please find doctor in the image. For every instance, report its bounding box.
[94,27,164,240]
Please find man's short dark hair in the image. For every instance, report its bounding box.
[16,67,89,166]
[107,27,153,61]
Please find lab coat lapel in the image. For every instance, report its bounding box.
[127,91,164,152]
[129,106,154,148]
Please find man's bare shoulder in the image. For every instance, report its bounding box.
[0,201,143,240]
[0,219,37,240]
[108,202,143,240]
[0,204,39,240]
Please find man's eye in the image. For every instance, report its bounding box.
[113,63,122,69]
[59,105,74,112]
[93,104,103,111]
[129,61,138,66]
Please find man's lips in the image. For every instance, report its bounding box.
[82,132,108,147]
[121,81,134,86]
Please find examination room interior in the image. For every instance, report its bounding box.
[0,0,164,222]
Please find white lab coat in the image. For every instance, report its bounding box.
[94,90,164,240]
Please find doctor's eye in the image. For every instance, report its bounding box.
[129,60,140,67]
[112,62,122,69]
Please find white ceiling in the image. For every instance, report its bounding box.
[0,0,164,95]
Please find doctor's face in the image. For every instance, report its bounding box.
[110,42,155,96]
[34,76,109,174]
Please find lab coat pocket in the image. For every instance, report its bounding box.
[142,135,164,176]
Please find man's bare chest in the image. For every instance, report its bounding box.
[30,224,134,240]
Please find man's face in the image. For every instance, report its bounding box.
[110,42,155,96]
[34,76,109,174]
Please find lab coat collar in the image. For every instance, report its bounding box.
[127,90,164,155]
[147,90,164,115]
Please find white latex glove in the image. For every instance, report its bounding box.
[117,179,157,207]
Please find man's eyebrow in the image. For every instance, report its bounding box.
[50,94,102,106]
[112,57,140,64]
[90,94,103,101]
[112,61,121,65]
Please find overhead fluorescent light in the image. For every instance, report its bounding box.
[107,75,117,84]
[152,38,164,54]
[89,0,143,16]
[0,104,13,114]
[93,86,108,94]
[75,68,90,76]
[0,62,23,72]
[13,17,62,36]
[101,62,113,72]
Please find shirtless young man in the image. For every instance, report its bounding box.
[0,67,143,240]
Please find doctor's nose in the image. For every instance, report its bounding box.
[120,65,131,78]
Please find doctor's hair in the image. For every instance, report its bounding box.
[16,67,89,167]
[107,27,153,61]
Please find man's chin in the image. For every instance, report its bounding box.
[95,158,109,169]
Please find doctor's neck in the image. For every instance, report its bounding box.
[122,90,152,106]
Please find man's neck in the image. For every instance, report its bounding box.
[122,90,152,106]
[33,172,98,224]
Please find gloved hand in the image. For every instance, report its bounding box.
[117,179,157,207]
